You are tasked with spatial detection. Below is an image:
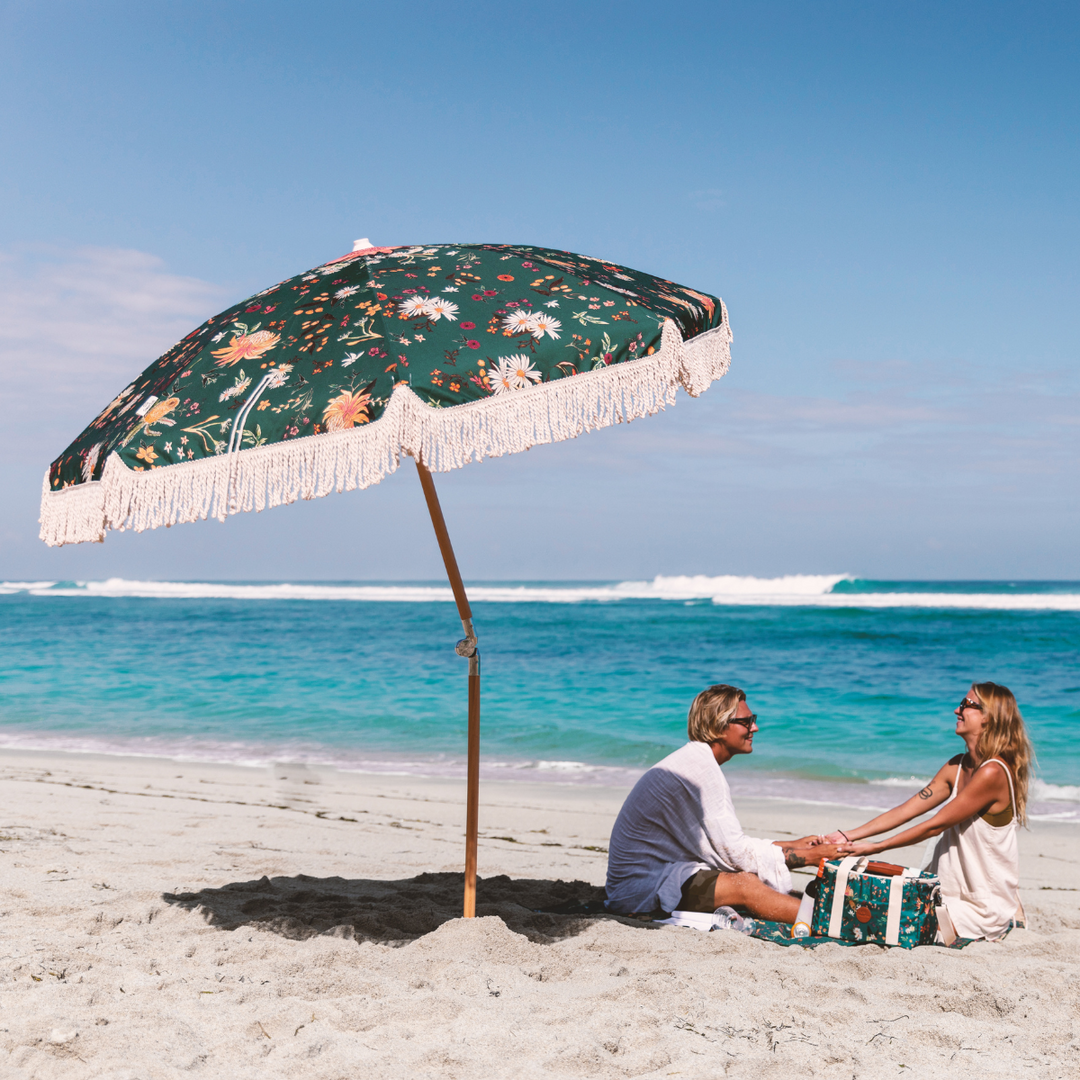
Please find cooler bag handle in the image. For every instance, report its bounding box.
[884,867,920,946]
[936,903,958,946]
[827,856,867,938]
[865,861,906,876]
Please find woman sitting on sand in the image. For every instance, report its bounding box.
[824,682,1031,940]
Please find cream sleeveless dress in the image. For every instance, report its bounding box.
[921,757,1023,940]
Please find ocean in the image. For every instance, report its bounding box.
[1,575,1078,821]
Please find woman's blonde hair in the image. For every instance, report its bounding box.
[687,684,746,743]
[972,681,1034,824]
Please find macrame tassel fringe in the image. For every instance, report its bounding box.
[39,316,732,547]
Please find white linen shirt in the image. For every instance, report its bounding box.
[605,741,792,914]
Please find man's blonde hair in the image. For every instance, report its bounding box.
[687,684,746,743]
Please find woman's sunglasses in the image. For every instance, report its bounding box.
[957,697,984,713]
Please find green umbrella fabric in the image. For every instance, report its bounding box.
[40,242,731,546]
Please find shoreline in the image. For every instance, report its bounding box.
[4,744,1079,886]
[1,737,1077,822]
[1,747,1078,1077]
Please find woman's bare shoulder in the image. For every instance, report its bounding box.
[977,757,1013,782]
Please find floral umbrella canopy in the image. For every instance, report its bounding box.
[40,239,733,915]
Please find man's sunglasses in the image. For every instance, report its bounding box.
[957,697,984,713]
[729,714,758,728]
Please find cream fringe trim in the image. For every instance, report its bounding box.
[40,316,732,547]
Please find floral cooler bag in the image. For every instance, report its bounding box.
[810,857,949,948]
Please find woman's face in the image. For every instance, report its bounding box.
[955,685,986,740]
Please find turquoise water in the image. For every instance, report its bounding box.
[1,576,1078,818]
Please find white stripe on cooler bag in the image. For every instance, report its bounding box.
[828,856,865,938]
[884,868,920,945]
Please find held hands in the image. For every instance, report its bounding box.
[817,831,850,845]
[779,832,883,863]
[781,843,840,869]
[805,831,885,858]
[835,840,881,856]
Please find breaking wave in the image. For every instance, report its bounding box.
[4,574,1080,610]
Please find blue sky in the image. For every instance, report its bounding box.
[1,0,1077,580]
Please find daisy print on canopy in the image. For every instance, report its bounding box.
[489,355,542,393]
[528,312,561,339]
[502,310,534,335]
[423,296,459,321]
[399,295,430,318]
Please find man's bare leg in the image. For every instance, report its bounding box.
[713,871,800,924]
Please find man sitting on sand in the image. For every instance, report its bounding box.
[605,684,837,923]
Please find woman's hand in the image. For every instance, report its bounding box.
[835,840,881,856]
[818,831,850,845]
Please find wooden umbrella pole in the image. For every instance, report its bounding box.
[414,458,480,919]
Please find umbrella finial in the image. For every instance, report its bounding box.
[352,238,373,251]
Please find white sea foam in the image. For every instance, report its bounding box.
[532,760,604,773]
[869,775,932,788]
[0,729,643,788]
[7,574,847,604]
[6,573,1080,610]
[1031,779,1080,804]
[0,581,58,594]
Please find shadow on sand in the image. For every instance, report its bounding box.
[162,872,616,945]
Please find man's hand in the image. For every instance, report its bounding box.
[782,843,839,869]
[773,835,829,851]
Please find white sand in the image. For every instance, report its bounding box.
[1,749,1077,1079]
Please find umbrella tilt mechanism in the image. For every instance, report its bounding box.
[414,457,481,918]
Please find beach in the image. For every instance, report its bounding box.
[6,2,1079,1076]
[1,749,1077,1079]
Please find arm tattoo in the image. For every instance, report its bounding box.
[785,850,809,869]
[918,786,934,800]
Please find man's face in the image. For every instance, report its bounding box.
[716,699,757,758]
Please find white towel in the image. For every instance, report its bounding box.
[605,741,791,914]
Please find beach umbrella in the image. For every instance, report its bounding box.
[40,240,732,916]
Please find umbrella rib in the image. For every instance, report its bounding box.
[226,373,275,512]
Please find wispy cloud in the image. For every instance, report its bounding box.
[508,357,1080,492]
[0,245,229,462]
